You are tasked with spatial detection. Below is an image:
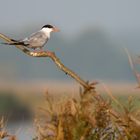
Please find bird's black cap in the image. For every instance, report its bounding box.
[42,24,54,29]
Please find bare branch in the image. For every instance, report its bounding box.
[0,33,93,90]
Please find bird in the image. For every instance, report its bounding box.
[1,24,59,50]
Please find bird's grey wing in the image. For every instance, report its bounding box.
[23,31,48,48]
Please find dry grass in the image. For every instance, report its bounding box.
[0,116,18,140]
[0,82,140,140]
[32,86,140,140]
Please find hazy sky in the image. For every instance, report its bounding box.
[0,0,140,35]
[0,0,140,82]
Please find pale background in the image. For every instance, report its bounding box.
[0,0,140,83]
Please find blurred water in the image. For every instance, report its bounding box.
[6,121,35,140]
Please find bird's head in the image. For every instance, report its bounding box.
[41,24,60,33]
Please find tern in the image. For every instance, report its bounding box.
[2,24,59,50]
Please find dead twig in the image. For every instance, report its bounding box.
[0,33,94,90]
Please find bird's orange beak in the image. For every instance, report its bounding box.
[53,27,60,32]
